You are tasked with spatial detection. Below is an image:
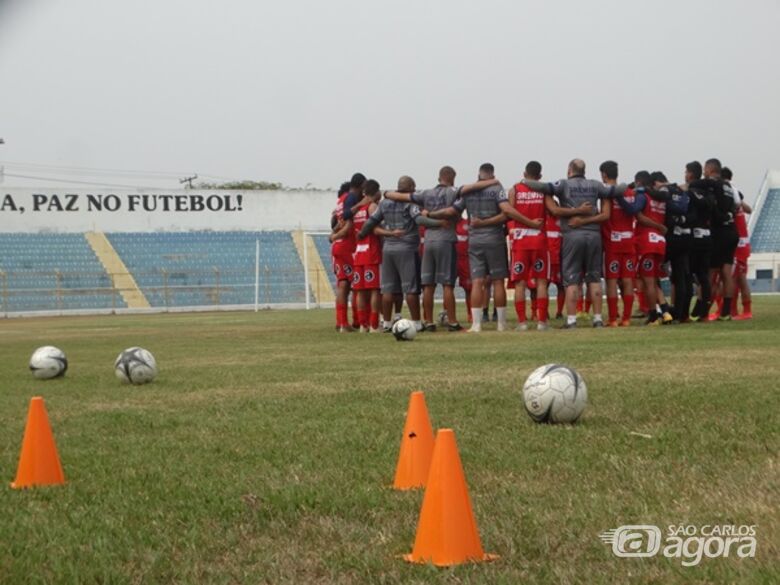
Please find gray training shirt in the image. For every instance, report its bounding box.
[453,183,508,246]
[411,185,459,244]
[548,176,614,234]
[370,199,421,252]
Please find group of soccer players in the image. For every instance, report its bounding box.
[329,157,752,333]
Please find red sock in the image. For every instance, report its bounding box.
[576,298,583,313]
[715,296,723,315]
[357,309,369,328]
[556,293,565,315]
[585,298,592,313]
[637,291,647,313]
[336,303,347,327]
[743,299,751,314]
[538,299,549,322]
[351,292,359,326]
[530,298,538,321]
[515,299,526,322]
[622,295,634,322]
[370,311,380,329]
[607,297,619,322]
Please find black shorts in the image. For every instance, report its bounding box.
[710,229,738,269]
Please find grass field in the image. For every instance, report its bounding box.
[1,298,778,584]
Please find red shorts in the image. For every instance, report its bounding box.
[332,255,354,283]
[605,250,637,279]
[510,248,549,284]
[732,258,748,277]
[457,257,471,289]
[351,264,380,290]
[638,253,665,278]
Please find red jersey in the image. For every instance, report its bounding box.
[455,218,469,257]
[331,192,356,257]
[636,194,666,256]
[509,183,547,251]
[735,204,750,260]
[352,202,381,265]
[545,214,561,258]
[603,187,637,254]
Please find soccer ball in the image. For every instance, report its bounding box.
[391,318,417,341]
[522,364,587,424]
[114,347,158,385]
[29,346,68,379]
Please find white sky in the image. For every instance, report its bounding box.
[1,0,779,199]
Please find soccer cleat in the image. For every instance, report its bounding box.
[446,323,464,332]
[707,312,720,322]
[717,314,732,322]
[619,319,631,327]
[554,313,564,320]
[423,322,437,332]
[496,322,507,332]
[515,322,529,332]
[733,312,752,320]
[561,322,577,330]
[492,309,498,322]
[661,311,674,324]
[645,319,660,327]
[537,321,550,331]
[467,326,482,333]
[607,320,619,328]
[359,326,369,333]
[592,320,604,328]
[369,327,382,333]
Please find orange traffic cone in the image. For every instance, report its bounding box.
[10,397,65,489]
[404,429,497,566]
[393,391,435,490]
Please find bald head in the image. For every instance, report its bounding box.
[568,159,586,177]
[397,175,416,193]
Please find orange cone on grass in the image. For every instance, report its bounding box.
[393,391,435,490]
[10,397,65,489]
[404,428,497,566]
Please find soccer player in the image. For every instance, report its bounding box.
[723,167,753,319]
[599,160,636,327]
[351,179,382,332]
[506,161,550,331]
[357,176,443,332]
[523,159,624,329]
[683,161,715,321]
[545,211,565,319]
[430,163,510,332]
[455,215,472,322]
[382,166,466,331]
[329,173,365,332]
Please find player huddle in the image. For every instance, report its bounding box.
[329,158,752,333]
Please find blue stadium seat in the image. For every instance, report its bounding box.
[751,188,780,253]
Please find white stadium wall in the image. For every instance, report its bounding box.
[0,188,337,233]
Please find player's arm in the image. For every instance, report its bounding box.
[429,197,464,220]
[569,198,611,228]
[520,179,554,195]
[615,191,646,216]
[415,215,446,228]
[357,205,384,239]
[373,226,403,238]
[499,197,542,229]
[382,191,414,203]
[637,211,668,234]
[458,178,500,196]
[470,211,506,228]
[544,194,593,217]
[741,200,752,214]
[329,219,353,242]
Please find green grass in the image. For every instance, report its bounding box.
[0,299,778,584]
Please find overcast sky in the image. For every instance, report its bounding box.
[1,0,779,199]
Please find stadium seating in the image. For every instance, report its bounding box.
[106,231,306,307]
[0,233,122,312]
[311,234,338,290]
[751,188,780,253]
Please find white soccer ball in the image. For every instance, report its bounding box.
[114,347,158,385]
[29,346,68,379]
[522,364,587,424]
[391,318,417,341]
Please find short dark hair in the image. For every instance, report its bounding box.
[338,182,351,197]
[721,167,733,181]
[350,173,367,189]
[363,179,380,196]
[705,158,722,173]
[479,162,494,174]
[650,171,668,184]
[599,160,618,180]
[525,161,542,179]
[686,161,702,179]
[634,170,652,187]
[439,166,456,183]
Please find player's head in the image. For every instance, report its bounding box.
[350,173,367,191]
[397,175,416,193]
[524,160,542,180]
[363,179,381,201]
[599,160,618,182]
[634,170,652,187]
[685,161,702,183]
[650,171,668,188]
[478,163,495,180]
[438,165,456,186]
[721,167,733,181]
[338,182,351,197]
[568,159,586,178]
[704,158,722,178]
